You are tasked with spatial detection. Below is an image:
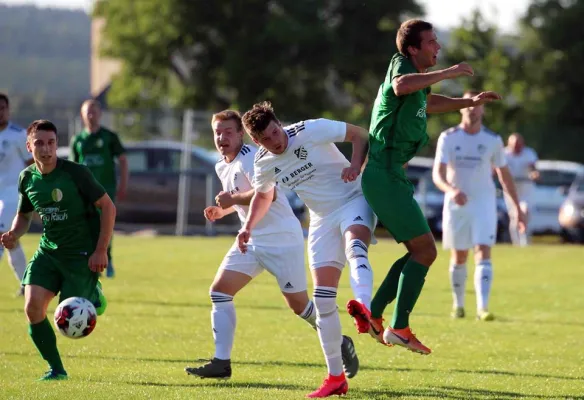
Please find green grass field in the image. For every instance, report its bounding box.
[1,234,583,399]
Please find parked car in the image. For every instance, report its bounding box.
[57,140,306,226]
[558,175,584,243]
[528,160,584,235]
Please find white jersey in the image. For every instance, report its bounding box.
[215,144,303,247]
[253,118,361,218]
[435,125,507,203]
[0,122,29,198]
[505,147,538,182]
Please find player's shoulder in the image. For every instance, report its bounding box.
[239,143,256,158]
[18,163,37,184]
[59,158,91,175]
[481,126,501,139]
[7,122,26,133]
[99,126,119,137]
[254,145,272,165]
[283,120,307,138]
[439,126,461,139]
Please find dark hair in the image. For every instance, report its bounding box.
[212,110,243,131]
[27,119,58,137]
[396,19,434,57]
[241,101,279,140]
[0,93,9,107]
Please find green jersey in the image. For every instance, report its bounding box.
[70,127,125,196]
[368,53,431,169]
[18,159,106,255]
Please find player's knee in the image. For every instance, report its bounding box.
[345,238,369,261]
[313,289,338,317]
[24,300,46,324]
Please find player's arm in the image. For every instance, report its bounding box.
[1,179,35,248]
[343,123,369,177]
[432,134,467,205]
[393,63,474,97]
[432,162,455,193]
[117,154,129,198]
[237,171,275,253]
[427,92,502,114]
[94,193,116,254]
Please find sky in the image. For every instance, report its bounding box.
[0,0,530,33]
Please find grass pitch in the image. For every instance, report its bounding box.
[0,234,583,399]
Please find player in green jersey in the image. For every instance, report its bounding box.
[358,19,501,354]
[70,99,128,278]
[0,120,116,381]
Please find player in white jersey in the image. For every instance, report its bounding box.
[433,91,526,322]
[184,110,359,381]
[0,93,32,296]
[239,102,377,398]
[504,133,539,246]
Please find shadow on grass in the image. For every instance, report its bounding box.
[128,380,311,391]
[113,299,285,311]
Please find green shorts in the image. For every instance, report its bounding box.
[362,165,430,243]
[22,249,99,304]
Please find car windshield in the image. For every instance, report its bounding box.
[577,180,584,193]
[537,169,577,188]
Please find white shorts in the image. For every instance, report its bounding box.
[308,195,377,270]
[0,197,18,232]
[442,199,497,250]
[219,242,307,293]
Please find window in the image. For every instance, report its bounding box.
[537,170,577,188]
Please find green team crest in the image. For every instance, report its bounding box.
[51,188,63,202]
[95,139,103,148]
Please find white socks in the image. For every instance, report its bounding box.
[8,244,27,281]
[345,239,373,310]
[474,260,493,312]
[209,292,236,360]
[313,286,343,376]
[449,263,467,308]
[299,299,317,330]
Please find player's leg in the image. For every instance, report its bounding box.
[362,168,435,354]
[472,203,497,321]
[59,254,104,317]
[443,207,472,319]
[185,244,258,379]
[0,200,27,295]
[261,242,360,380]
[22,251,67,380]
[106,240,114,278]
[305,224,349,398]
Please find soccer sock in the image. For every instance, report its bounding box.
[8,244,27,281]
[209,292,236,361]
[345,239,373,310]
[370,253,409,319]
[449,263,467,309]
[391,259,429,329]
[313,286,343,377]
[29,318,65,373]
[474,260,493,312]
[299,299,317,330]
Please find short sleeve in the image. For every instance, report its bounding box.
[528,148,539,164]
[16,131,30,163]
[109,132,126,157]
[252,162,276,193]
[435,133,450,164]
[69,136,80,163]
[492,136,507,168]
[17,172,34,214]
[68,163,107,203]
[241,153,256,185]
[306,119,347,145]
[390,53,417,81]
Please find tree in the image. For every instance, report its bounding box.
[93,0,422,124]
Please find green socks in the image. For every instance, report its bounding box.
[391,259,429,329]
[370,253,410,318]
[29,318,66,374]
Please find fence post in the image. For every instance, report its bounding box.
[176,109,194,236]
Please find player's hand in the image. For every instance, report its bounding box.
[471,91,502,106]
[215,191,235,209]
[0,231,17,250]
[237,228,251,254]
[341,166,361,183]
[516,207,527,234]
[88,249,108,273]
[529,170,540,181]
[117,184,127,201]
[445,62,474,79]
[451,189,468,206]
[204,206,224,222]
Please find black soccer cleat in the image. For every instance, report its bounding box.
[341,335,359,379]
[185,358,232,379]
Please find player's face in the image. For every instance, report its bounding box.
[412,30,440,69]
[27,129,58,164]
[0,99,9,126]
[213,119,243,159]
[460,94,484,124]
[508,135,524,153]
[254,120,288,155]
[81,102,101,127]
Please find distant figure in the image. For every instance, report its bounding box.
[70,100,128,278]
[0,93,32,296]
[504,133,539,246]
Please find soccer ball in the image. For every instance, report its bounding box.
[54,297,97,339]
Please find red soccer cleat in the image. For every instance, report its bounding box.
[306,374,348,398]
[346,299,371,334]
